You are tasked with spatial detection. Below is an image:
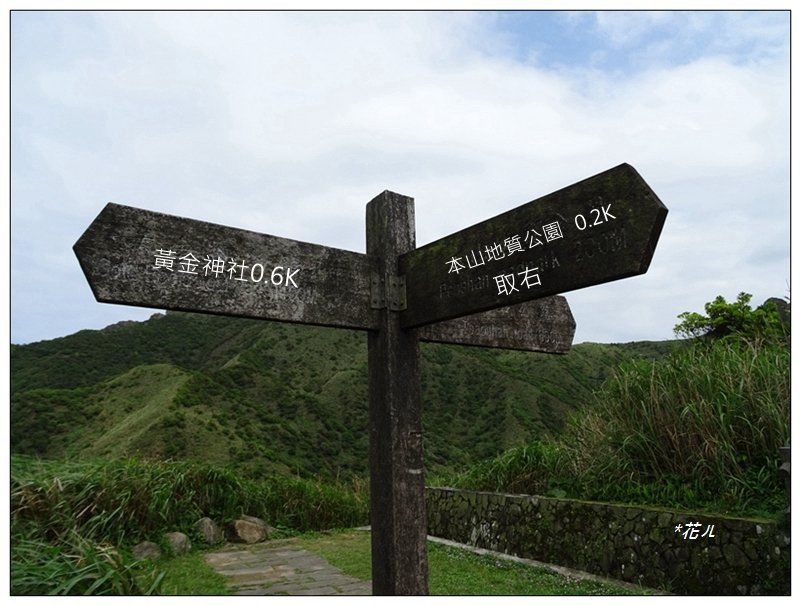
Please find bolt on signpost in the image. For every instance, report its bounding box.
[74,162,666,595]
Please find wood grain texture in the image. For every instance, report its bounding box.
[419,296,575,354]
[74,203,380,330]
[366,191,429,596]
[400,163,667,328]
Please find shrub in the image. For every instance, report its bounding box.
[564,335,789,513]
[674,291,788,342]
[11,456,369,545]
[447,441,572,498]
[10,531,163,596]
[440,294,790,517]
[11,455,370,595]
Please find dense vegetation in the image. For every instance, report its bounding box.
[10,294,789,594]
[441,294,790,518]
[11,311,674,479]
[10,455,368,595]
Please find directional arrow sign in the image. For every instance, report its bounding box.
[74,203,382,330]
[399,163,667,329]
[74,202,575,353]
[419,295,575,353]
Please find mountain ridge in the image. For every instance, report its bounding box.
[11,311,679,479]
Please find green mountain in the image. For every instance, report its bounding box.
[10,311,677,480]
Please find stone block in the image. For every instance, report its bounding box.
[227,515,272,544]
[132,541,162,560]
[196,517,224,545]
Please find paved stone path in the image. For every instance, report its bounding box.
[203,540,371,596]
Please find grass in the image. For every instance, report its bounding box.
[152,551,232,596]
[10,455,368,595]
[13,307,676,482]
[439,334,790,518]
[86,364,191,458]
[10,531,164,596]
[148,529,653,595]
[11,455,368,545]
[566,336,789,515]
[295,530,650,596]
[296,530,373,581]
[427,540,644,596]
[10,304,787,595]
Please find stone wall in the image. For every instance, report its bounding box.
[425,487,790,595]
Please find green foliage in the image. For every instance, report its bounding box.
[564,334,789,514]
[152,551,232,596]
[419,339,674,472]
[444,295,790,518]
[9,387,94,455]
[11,364,191,460]
[443,441,572,498]
[11,311,675,481]
[240,474,369,533]
[15,295,787,520]
[11,456,245,545]
[11,456,368,545]
[297,530,649,595]
[674,292,788,342]
[10,455,369,595]
[10,312,267,393]
[10,531,164,596]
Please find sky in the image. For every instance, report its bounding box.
[7,7,792,346]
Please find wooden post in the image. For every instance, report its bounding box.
[73,195,573,598]
[74,165,668,596]
[366,190,429,595]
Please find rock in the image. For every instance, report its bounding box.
[196,517,224,545]
[165,531,192,555]
[763,297,789,329]
[227,515,272,544]
[132,541,162,560]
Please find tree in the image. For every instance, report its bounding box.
[674,292,788,342]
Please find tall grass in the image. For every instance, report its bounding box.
[11,531,164,596]
[10,456,369,595]
[443,441,572,497]
[11,457,245,545]
[566,336,789,512]
[443,336,789,516]
[243,474,369,532]
[12,456,369,543]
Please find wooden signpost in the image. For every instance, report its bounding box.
[400,163,667,328]
[420,295,574,353]
[74,162,667,595]
[73,202,379,331]
[74,202,576,353]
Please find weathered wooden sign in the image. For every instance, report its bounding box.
[420,296,574,353]
[399,163,668,328]
[73,202,380,331]
[74,164,667,596]
[74,202,575,353]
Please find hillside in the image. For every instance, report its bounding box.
[10,311,678,479]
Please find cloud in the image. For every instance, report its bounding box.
[10,11,790,345]
[571,11,788,69]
